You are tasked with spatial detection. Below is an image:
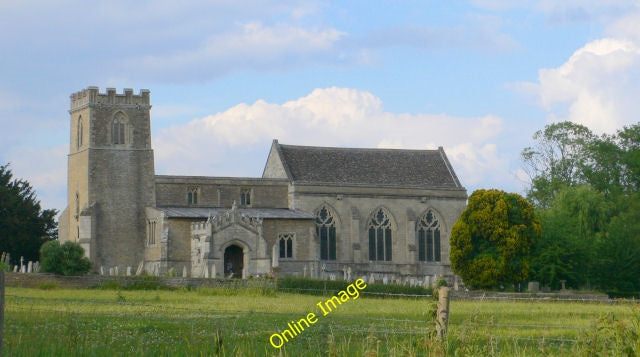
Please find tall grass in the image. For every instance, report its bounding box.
[3,286,637,356]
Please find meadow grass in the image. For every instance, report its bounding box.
[3,286,638,356]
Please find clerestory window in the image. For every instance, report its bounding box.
[187,187,199,205]
[240,188,251,206]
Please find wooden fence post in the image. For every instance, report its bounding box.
[1,269,4,353]
[436,286,450,339]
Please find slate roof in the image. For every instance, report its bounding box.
[156,206,314,219]
[276,143,463,189]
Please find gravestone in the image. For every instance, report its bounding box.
[527,281,540,293]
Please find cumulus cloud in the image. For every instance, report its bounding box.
[517,38,640,133]
[154,87,507,188]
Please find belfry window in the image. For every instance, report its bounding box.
[240,188,251,206]
[279,233,294,258]
[368,209,392,261]
[316,206,336,260]
[417,210,441,262]
[112,112,126,145]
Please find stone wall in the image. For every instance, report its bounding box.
[4,272,276,290]
[155,176,289,208]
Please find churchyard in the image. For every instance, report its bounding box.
[2,282,638,356]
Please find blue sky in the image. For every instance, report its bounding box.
[2,1,640,215]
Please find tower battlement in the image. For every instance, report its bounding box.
[70,86,150,112]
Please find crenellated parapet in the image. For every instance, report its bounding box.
[191,220,212,237]
[70,87,151,113]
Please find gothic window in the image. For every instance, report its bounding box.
[147,220,156,245]
[417,210,441,262]
[77,117,83,149]
[112,112,126,145]
[316,206,336,261]
[368,208,392,261]
[279,232,294,259]
[187,187,199,205]
[240,188,251,206]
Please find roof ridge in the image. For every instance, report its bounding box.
[279,143,440,153]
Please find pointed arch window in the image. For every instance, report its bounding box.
[368,208,392,261]
[417,210,441,262]
[112,112,126,145]
[77,117,83,149]
[240,188,251,206]
[316,206,336,260]
[187,187,199,205]
[279,232,294,259]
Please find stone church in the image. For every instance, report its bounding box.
[59,87,467,283]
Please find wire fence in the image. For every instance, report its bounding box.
[2,275,638,355]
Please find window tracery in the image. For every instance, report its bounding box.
[316,206,336,260]
[279,232,294,258]
[112,112,126,145]
[417,210,441,262]
[368,208,392,261]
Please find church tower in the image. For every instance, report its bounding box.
[64,87,155,270]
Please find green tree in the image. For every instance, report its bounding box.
[451,189,541,289]
[594,193,640,297]
[40,240,92,276]
[521,122,596,208]
[529,185,610,289]
[0,163,57,265]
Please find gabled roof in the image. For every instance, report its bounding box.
[271,141,463,189]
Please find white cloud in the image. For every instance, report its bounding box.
[127,22,347,81]
[521,38,640,133]
[154,87,507,189]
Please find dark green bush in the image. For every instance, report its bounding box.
[40,241,92,276]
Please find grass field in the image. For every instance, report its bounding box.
[3,286,639,356]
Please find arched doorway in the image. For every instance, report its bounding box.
[224,245,243,278]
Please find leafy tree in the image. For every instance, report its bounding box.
[0,163,57,265]
[451,189,541,289]
[529,185,610,289]
[40,240,92,276]
[594,193,640,297]
[521,122,596,208]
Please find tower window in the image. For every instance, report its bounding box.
[279,233,294,258]
[368,208,392,261]
[240,188,251,206]
[112,112,126,145]
[77,117,83,149]
[417,210,441,262]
